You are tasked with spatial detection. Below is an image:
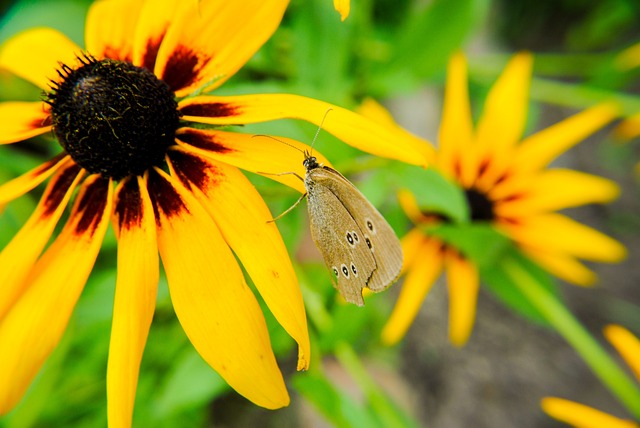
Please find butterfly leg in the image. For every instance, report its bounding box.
[269,192,308,222]
[259,170,305,182]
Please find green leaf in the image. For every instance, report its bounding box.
[391,163,469,223]
[292,370,379,428]
[480,248,560,325]
[374,0,488,90]
[151,347,229,421]
[426,222,510,267]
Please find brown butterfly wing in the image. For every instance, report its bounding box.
[308,166,403,293]
[305,176,377,306]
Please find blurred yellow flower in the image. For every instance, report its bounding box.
[372,52,625,346]
[541,325,640,428]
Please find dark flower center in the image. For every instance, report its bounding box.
[46,56,180,180]
[465,188,495,221]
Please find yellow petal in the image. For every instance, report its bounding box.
[85,0,144,61]
[333,0,350,21]
[614,112,640,140]
[541,397,638,428]
[398,189,426,225]
[476,52,532,153]
[515,103,619,173]
[175,128,332,194]
[178,94,434,166]
[522,246,597,286]
[381,239,444,346]
[0,28,80,89]
[494,169,620,217]
[0,154,70,207]
[504,213,626,263]
[154,0,288,96]
[107,175,159,428]
[604,325,640,382]
[167,149,310,371]
[445,251,479,346]
[615,42,640,70]
[473,53,532,188]
[0,161,83,320]
[438,52,475,185]
[0,175,112,415]
[130,0,182,69]
[400,228,429,275]
[0,102,51,145]
[148,168,289,409]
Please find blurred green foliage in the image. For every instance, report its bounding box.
[1,0,639,426]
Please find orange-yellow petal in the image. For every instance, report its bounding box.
[175,128,331,194]
[167,149,310,371]
[0,28,80,89]
[541,397,638,428]
[614,112,640,140]
[148,168,289,409]
[400,227,429,274]
[615,42,640,71]
[522,246,597,286]
[85,0,144,61]
[398,189,428,225]
[107,175,159,428]
[382,239,444,345]
[604,325,640,382]
[445,251,479,346]
[0,175,112,415]
[515,102,619,173]
[0,102,51,145]
[333,0,350,21]
[130,0,182,69]
[178,94,434,166]
[503,213,626,263]
[154,0,288,96]
[438,52,474,185]
[0,154,70,207]
[0,161,83,320]
[473,53,533,190]
[494,169,620,217]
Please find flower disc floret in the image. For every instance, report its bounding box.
[47,57,180,179]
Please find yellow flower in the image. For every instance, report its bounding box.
[0,0,429,424]
[541,325,640,428]
[334,0,351,21]
[376,52,625,346]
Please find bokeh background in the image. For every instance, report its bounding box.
[0,0,638,427]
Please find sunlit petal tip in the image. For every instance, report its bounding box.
[0,102,52,145]
[614,42,640,71]
[613,112,640,141]
[541,397,638,428]
[334,0,350,21]
[603,324,640,381]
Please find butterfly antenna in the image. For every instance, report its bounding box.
[309,108,333,157]
[252,134,305,154]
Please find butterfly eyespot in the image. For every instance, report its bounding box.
[332,267,339,277]
[366,219,375,234]
[365,237,372,249]
[341,264,349,278]
[352,232,359,242]
[351,263,358,277]
[346,232,355,246]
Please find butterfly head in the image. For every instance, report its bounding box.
[303,152,320,171]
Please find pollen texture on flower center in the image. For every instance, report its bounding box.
[47,56,180,180]
[465,188,495,221]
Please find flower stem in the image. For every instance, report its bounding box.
[502,255,640,419]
